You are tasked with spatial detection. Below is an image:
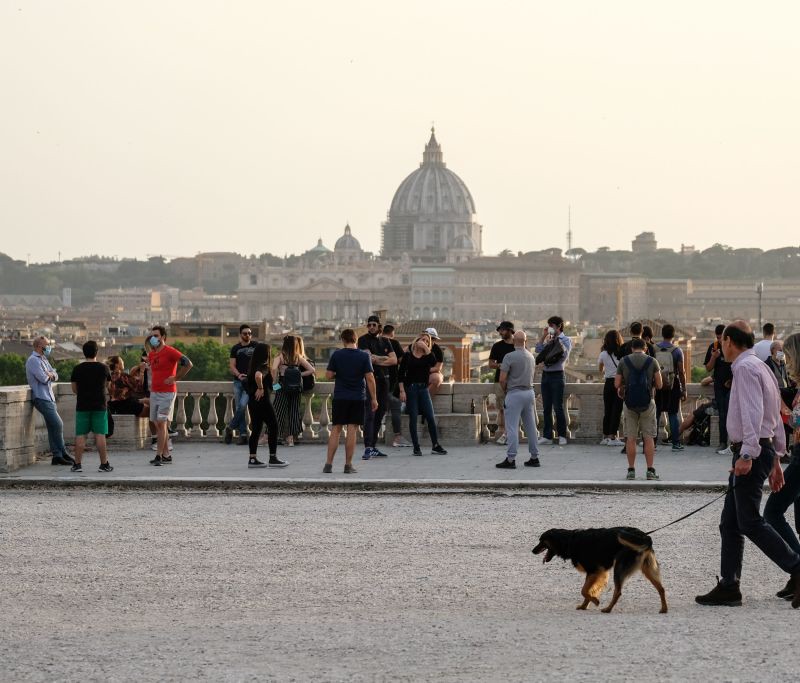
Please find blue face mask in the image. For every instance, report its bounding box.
[44,345,52,357]
[150,336,160,348]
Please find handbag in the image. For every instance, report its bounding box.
[302,361,316,393]
[536,337,566,367]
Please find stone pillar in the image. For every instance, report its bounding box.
[0,386,37,472]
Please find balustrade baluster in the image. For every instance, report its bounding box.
[302,394,315,440]
[223,394,233,430]
[190,392,204,437]
[175,393,188,437]
[206,392,220,438]
[318,395,331,440]
[480,397,490,443]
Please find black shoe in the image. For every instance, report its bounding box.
[51,456,71,466]
[371,449,388,457]
[70,463,82,472]
[98,462,113,472]
[150,455,162,466]
[248,457,267,468]
[237,435,249,446]
[431,444,447,455]
[620,445,627,454]
[787,573,800,608]
[524,457,541,467]
[224,427,233,445]
[160,455,173,464]
[168,428,178,438]
[777,577,795,600]
[496,458,516,469]
[61,453,76,465]
[268,456,288,468]
[695,578,742,606]
[412,447,423,456]
[322,463,333,473]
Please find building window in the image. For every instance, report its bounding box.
[249,274,257,285]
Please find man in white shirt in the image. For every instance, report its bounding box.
[753,322,776,362]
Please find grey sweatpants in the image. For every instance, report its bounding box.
[504,388,539,460]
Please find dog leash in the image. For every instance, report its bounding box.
[645,484,735,535]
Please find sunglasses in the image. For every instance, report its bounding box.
[241,331,252,336]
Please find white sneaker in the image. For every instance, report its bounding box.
[392,436,411,448]
[496,433,508,445]
[610,438,625,447]
[152,439,173,451]
[717,446,732,456]
[599,438,609,446]
[537,436,552,445]
[558,437,568,446]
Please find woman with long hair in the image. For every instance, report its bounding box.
[246,342,286,468]
[764,332,800,601]
[272,335,315,446]
[398,337,447,456]
[598,329,624,446]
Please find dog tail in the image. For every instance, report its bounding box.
[617,529,653,553]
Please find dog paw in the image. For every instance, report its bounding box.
[600,607,613,614]
[659,607,668,614]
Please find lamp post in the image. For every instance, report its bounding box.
[756,281,764,330]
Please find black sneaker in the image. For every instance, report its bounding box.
[322,463,333,473]
[51,455,71,466]
[412,447,423,456]
[777,577,795,600]
[496,458,516,469]
[695,578,742,606]
[431,444,448,455]
[160,455,173,464]
[343,464,357,474]
[237,435,249,446]
[268,456,288,468]
[150,455,162,466]
[61,453,76,465]
[98,462,113,473]
[70,463,82,472]
[524,457,541,467]
[224,427,233,445]
[248,457,267,468]
[371,449,388,457]
[168,428,178,438]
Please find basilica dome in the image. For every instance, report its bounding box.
[334,224,361,252]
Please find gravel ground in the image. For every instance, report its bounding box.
[1,490,799,682]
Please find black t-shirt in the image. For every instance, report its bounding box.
[246,363,272,397]
[704,341,733,389]
[358,333,394,383]
[489,340,515,382]
[619,338,656,358]
[70,361,111,411]
[408,342,444,365]
[398,352,436,385]
[384,337,404,389]
[230,341,258,376]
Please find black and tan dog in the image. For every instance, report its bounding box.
[532,527,668,613]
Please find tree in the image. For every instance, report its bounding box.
[0,353,27,386]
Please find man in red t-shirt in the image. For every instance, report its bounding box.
[148,325,193,466]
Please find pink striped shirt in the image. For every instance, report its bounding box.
[727,349,786,458]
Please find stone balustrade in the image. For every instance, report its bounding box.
[0,381,719,472]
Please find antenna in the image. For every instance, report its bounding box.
[566,205,573,252]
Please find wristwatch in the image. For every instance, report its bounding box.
[740,453,752,461]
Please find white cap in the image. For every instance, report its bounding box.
[424,327,440,339]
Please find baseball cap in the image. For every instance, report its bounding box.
[367,315,381,324]
[424,327,440,339]
[497,321,515,332]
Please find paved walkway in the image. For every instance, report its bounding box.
[1,440,738,489]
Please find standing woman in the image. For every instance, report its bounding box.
[246,342,287,468]
[764,332,800,601]
[272,335,315,446]
[398,337,448,457]
[598,329,624,446]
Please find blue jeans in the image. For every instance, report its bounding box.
[32,397,68,457]
[405,383,438,448]
[764,448,800,556]
[228,380,249,434]
[719,443,800,585]
[540,371,566,439]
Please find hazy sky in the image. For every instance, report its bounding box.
[2,1,798,263]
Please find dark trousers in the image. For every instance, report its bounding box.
[247,395,278,457]
[714,385,730,446]
[720,442,800,585]
[655,384,681,446]
[764,446,800,556]
[541,371,566,439]
[363,380,389,448]
[406,383,438,448]
[602,378,623,436]
[388,393,402,434]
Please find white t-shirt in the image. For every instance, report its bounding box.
[754,339,774,362]
[598,350,620,379]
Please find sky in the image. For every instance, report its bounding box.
[1,1,799,263]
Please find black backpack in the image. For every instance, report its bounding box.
[535,338,566,367]
[282,365,303,393]
[623,355,653,413]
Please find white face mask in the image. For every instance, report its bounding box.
[776,351,785,361]
[547,327,555,336]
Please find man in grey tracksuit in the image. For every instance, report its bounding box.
[496,330,541,469]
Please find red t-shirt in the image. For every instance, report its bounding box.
[148,344,183,393]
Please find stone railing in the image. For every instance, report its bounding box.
[1,381,719,472]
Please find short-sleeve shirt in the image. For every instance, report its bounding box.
[358,333,394,384]
[148,344,184,394]
[619,338,656,358]
[71,361,111,411]
[398,352,436,385]
[230,341,258,376]
[500,348,536,392]
[704,342,733,390]
[598,350,621,380]
[327,348,374,401]
[616,353,661,397]
[408,342,444,365]
[490,340,516,382]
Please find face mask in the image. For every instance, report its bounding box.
[150,336,160,348]
[776,351,785,361]
[547,327,555,336]
[44,345,52,356]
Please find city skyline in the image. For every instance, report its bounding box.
[2,2,799,263]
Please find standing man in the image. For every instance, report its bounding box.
[324,329,377,474]
[535,316,572,446]
[423,327,445,396]
[148,325,193,466]
[358,315,397,459]
[754,322,776,362]
[69,340,113,472]
[654,324,686,451]
[619,322,656,358]
[25,336,73,465]
[705,324,733,455]
[696,320,800,608]
[489,321,516,446]
[496,330,540,469]
[615,338,663,480]
[381,324,411,448]
[224,324,258,446]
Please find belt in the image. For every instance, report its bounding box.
[730,438,773,454]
